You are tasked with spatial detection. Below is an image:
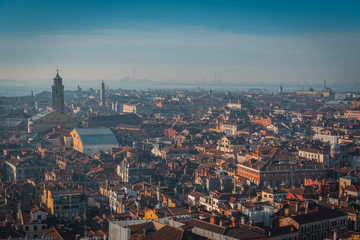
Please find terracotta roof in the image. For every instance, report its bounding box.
[267,225,298,237]
[146,225,183,240]
[225,225,265,240]
[181,219,226,235]
[291,206,347,225]
[127,221,153,234]
[344,185,360,193]
[42,227,64,240]
[338,206,356,215]
[189,191,202,197]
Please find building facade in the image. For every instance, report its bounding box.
[280,207,348,240]
[237,161,328,187]
[28,109,78,133]
[5,158,58,183]
[44,187,86,219]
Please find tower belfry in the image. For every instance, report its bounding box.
[52,69,64,112]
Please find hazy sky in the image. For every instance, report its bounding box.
[0,0,360,88]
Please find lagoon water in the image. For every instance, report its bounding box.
[0,79,356,97]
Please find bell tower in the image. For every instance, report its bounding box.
[100,80,105,106]
[52,69,64,112]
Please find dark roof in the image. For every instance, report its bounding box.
[291,206,347,225]
[344,185,360,193]
[181,219,226,235]
[85,114,142,125]
[267,226,298,237]
[127,221,153,234]
[225,225,265,240]
[145,225,183,240]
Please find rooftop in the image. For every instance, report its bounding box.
[29,109,55,121]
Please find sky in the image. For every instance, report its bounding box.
[0,0,360,92]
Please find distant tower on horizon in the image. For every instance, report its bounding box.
[52,69,64,113]
[100,80,105,106]
[279,85,283,95]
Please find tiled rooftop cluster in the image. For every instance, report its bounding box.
[0,86,360,239]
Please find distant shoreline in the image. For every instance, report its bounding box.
[0,81,358,97]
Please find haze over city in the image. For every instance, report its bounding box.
[2,1,360,240]
[1,0,360,95]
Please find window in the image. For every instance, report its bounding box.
[38,215,42,220]
[25,226,29,231]
[34,226,38,231]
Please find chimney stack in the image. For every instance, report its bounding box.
[285,208,290,217]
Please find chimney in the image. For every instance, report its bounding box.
[143,229,146,238]
[333,231,337,240]
[231,220,236,227]
[285,208,290,217]
[305,201,309,209]
[240,216,246,224]
[219,219,223,226]
[210,216,215,224]
[295,203,299,212]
